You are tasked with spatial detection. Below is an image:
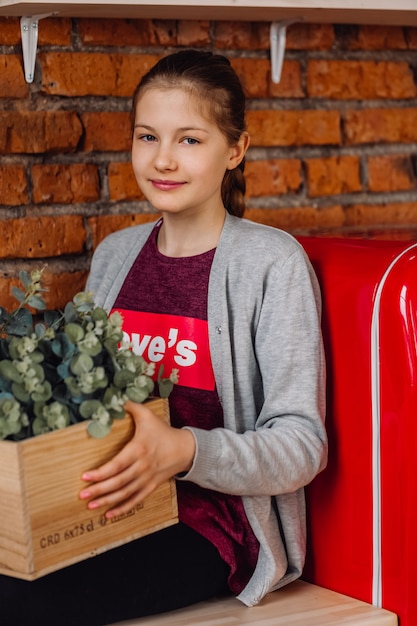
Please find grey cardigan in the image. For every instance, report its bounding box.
[86,213,327,607]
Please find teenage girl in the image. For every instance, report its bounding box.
[1,50,327,626]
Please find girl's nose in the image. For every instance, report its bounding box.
[154,143,176,171]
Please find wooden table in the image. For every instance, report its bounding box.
[112,580,397,626]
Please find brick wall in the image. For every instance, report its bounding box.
[1,16,417,309]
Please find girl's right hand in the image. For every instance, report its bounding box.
[79,400,195,518]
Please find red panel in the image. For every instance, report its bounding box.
[378,246,417,623]
[297,236,415,624]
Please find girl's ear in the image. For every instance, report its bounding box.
[227,131,250,170]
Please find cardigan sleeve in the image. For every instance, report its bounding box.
[180,246,327,497]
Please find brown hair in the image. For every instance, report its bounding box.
[132,50,247,218]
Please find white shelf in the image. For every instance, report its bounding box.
[0,0,417,26]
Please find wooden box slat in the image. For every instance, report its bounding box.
[0,397,178,580]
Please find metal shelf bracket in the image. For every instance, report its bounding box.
[20,13,55,83]
[270,19,300,84]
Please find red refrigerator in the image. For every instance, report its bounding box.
[299,234,417,626]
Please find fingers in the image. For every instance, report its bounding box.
[80,465,158,519]
[124,399,154,425]
[80,439,148,513]
[78,400,195,519]
[79,402,162,517]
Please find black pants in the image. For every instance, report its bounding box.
[1,523,230,626]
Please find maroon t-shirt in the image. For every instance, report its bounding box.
[113,221,259,593]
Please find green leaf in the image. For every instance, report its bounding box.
[92,307,108,323]
[29,350,45,364]
[87,420,111,439]
[52,333,75,359]
[103,337,120,356]
[125,386,150,404]
[32,416,50,436]
[44,309,62,329]
[57,361,70,379]
[159,378,174,399]
[0,307,9,323]
[33,401,46,419]
[31,380,52,402]
[7,309,33,336]
[27,295,47,311]
[64,302,78,323]
[79,399,101,419]
[64,376,83,398]
[70,353,94,375]
[11,382,30,403]
[11,286,26,304]
[34,323,47,338]
[18,270,32,290]
[0,361,22,383]
[65,323,85,344]
[113,369,136,389]
[73,291,95,313]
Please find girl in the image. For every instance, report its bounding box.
[1,50,327,626]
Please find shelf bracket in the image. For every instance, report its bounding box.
[270,19,300,84]
[20,14,55,83]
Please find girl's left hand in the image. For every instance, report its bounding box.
[79,400,195,519]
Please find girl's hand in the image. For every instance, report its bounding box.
[79,400,195,519]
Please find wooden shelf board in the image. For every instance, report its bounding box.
[0,0,417,26]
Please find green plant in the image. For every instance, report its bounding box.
[0,269,177,440]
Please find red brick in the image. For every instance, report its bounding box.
[0,216,86,259]
[0,17,20,45]
[41,52,159,97]
[0,55,28,98]
[214,21,333,51]
[405,28,417,49]
[0,270,88,312]
[1,276,23,311]
[286,23,334,50]
[344,108,417,144]
[244,205,345,231]
[89,213,159,249]
[31,164,100,204]
[177,20,210,46]
[245,159,302,196]
[0,165,28,206]
[44,270,89,309]
[308,61,416,100]
[78,18,171,46]
[340,25,407,50]
[214,22,269,50]
[345,202,417,226]
[367,155,416,192]
[0,111,82,154]
[38,17,72,45]
[247,110,341,147]
[305,156,362,197]
[231,58,303,98]
[108,162,145,201]
[78,18,209,47]
[82,112,131,152]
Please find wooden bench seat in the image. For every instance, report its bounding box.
[112,580,397,625]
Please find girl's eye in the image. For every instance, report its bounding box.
[139,134,156,142]
[183,137,199,145]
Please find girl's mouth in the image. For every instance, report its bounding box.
[151,179,186,191]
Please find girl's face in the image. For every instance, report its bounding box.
[132,87,247,219]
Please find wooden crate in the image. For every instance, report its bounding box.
[0,397,178,580]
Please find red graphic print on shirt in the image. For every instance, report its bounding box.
[112,308,215,391]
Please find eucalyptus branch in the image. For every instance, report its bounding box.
[0,269,177,441]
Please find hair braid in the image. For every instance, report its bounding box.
[222,159,246,218]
